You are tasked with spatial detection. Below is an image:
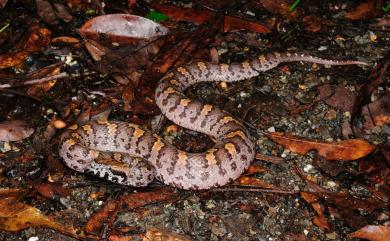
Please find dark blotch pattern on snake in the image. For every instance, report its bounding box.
[59,52,367,190]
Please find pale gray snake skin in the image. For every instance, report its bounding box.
[59,52,367,190]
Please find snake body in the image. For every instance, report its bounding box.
[59,52,367,189]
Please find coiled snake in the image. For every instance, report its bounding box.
[59,52,367,189]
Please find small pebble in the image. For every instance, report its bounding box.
[267,126,276,132]
[206,200,217,209]
[220,82,228,90]
[326,181,337,188]
[303,164,314,173]
[246,11,255,16]
[28,237,39,241]
[324,109,337,120]
[53,120,67,129]
[326,232,337,240]
[318,46,327,51]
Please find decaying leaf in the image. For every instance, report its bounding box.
[35,0,59,25]
[79,14,169,45]
[317,84,356,112]
[351,225,390,241]
[265,132,375,161]
[362,94,390,129]
[0,27,51,69]
[150,3,271,33]
[0,189,79,237]
[84,189,177,237]
[300,192,330,230]
[0,0,7,9]
[260,0,303,20]
[144,228,196,241]
[345,0,383,20]
[0,120,34,142]
[238,176,275,189]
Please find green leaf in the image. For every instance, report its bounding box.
[146,10,169,22]
[289,0,301,12]
[383,2,390,13]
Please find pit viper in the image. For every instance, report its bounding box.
[59,52,367,189]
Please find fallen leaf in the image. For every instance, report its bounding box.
[313,155,347,177]
[345,0,383,20]
[238,176,275,189]
[245,164,267,175]
[79,14,169,45]
[33,183,71,200]
[0,190,79,237]
[317,84,356,112]
[352,48,390,122]
[223,15,271,33]
[143,228,196,241]
[362,94,390,128]
[255,152,284,164]
[84,199,118,237]
[52,2,73,22]
[0,0,7,9]
[350,225,390,241]
[265,132,375,161]
[0,120,34,142]
[301,192,330,230]
[84,189,177,237]
[0,27,51,69]
[260,0,302,19]
[35,0,59,25]
[150,3,271,33]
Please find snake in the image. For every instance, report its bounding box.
[59,52,367,190]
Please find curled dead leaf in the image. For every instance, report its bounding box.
[350,225,390,241]
[265,132,375,161]
[0,120,34,142]
[345,0,383,20]
[0,191,79,237]
[79,14,169,45]
[0,27,51,69]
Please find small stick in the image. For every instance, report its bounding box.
[211,187,298,194]
[0,72,69,89]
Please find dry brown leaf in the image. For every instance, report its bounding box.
[345,0,383,20]
[317,84,356,112]
[0,27,51,69]
[52,2,73,22]
[150,3,271,33]
[300,192,330,230]
[265,132,375,161]
[245,164,267,175]
[0,120,34,142]
[238,176,275,189]
[260,0,303,20]
[35,0,59,25]
[0,193,78,237]
[144,228,195,241]
[362,94,390,128]
[26,65,60,96]
[0,0,7,9]
[350,225,390,241]
[84,189,177,237]
[33,183,71,200]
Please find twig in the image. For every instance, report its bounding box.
[0,72,69,89]
[211,187,298,194]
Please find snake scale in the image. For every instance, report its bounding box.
[59,52,367,190]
